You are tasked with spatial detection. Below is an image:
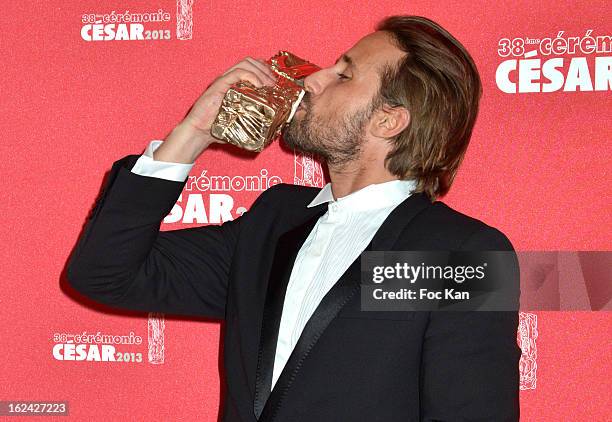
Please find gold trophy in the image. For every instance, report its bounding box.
[210,51,321,152]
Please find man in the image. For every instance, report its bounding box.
[67,15,521,421]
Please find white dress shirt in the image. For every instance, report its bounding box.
[131,140,417,390]
[131,140,194,182]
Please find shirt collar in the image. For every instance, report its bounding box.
[307,179,417,212]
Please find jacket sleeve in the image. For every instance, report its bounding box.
[419,226,521,421]
[66,154,266,319]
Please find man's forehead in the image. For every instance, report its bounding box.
[334,31,400,71]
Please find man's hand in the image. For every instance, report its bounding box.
[154,57,278,164]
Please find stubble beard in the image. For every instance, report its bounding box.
[282,99,377,168]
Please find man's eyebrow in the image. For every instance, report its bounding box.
[334,53,356,69]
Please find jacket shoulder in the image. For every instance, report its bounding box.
[409,200,515,251]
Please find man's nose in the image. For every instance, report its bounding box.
[303,69,328,96]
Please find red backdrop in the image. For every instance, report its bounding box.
[1,0,610,420]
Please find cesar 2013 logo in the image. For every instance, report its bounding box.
[495,30,611,93]
[81,0,195,41]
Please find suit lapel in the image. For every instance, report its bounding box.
[255,191,432,421]
[257,256,362,421]
[253,202,328,420]
[370,191,431,250]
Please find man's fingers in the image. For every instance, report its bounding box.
[222,57,276,85]
[245,57,277,81]
[220,68,267,88]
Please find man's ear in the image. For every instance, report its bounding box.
[370,104,410,139]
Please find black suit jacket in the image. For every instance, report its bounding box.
[67,154,521,422]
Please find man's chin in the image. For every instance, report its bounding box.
[280,134,306,152]
[281,124,306,151]
[281,119,324,157]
